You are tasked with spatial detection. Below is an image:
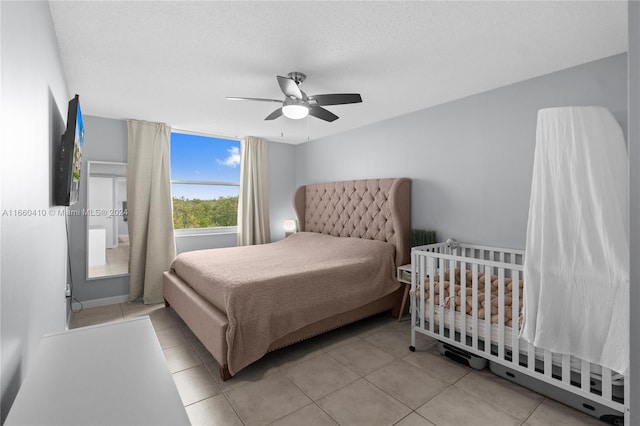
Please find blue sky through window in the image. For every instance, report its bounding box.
[170,133,240,200]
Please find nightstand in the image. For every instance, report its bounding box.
[397,264,412,320]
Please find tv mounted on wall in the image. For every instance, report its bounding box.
[54,94,84,206]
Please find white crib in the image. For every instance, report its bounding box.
[409,241,628,424]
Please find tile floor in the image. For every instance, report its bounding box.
[70,303,608,426]
[88,241,130,278]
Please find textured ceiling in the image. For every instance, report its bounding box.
[48,1,627,144]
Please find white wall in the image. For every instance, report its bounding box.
[0,1,70,420]
[628,2,639,423]
[296,54,627,250]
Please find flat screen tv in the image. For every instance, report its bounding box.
[54,94,84,206]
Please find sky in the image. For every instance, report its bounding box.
[170,132,240,200]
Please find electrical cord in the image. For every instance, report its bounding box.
[64,211,83,314]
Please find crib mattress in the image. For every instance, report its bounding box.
[414,268,523,327]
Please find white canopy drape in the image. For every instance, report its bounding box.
[521,106,629,374]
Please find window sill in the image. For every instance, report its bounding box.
[174,226,237,237]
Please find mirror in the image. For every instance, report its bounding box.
[86,161,129,279]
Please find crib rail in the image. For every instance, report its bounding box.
[410,242,626,417]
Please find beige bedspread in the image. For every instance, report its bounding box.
[170,232,399,374]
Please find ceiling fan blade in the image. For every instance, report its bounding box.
[264,108,283,120]
[309,106,339,122]
[226,97,282,103]
[277,76,303,100]
[308,93,362,106]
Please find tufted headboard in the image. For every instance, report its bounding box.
[292,178,411,267]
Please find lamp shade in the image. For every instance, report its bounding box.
[282,104,309,120]
[283,220,297,233]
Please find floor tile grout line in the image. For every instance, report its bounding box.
[279,367,321,402]
[171,363,222,405]
[180,391,220,410]
[360,373,414,413]
[282,362,361,404]
[390,411,417,426]
[181,392,246,426]
[452,371,546,423]
[450,369,472,386]
[363,334,413,359]
[521,396,546,425]
[220,390,247,426]
[312,401,342,426]
[399,348,473,386]
[447,383,524,423]
[162,343,203,374]
[318,350,366,379]
[322,339,399,377]
[266,401,325,426]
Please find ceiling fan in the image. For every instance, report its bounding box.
[226,72,362,122]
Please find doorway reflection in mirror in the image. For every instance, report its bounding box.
[87,161,129,279]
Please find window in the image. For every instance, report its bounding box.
[170,132,240,232]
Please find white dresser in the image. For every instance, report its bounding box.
[5,317,189,425]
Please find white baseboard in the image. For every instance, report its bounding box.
[72,294,130,311]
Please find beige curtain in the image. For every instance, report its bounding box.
[237,136,270,246]
[127,120,176,304]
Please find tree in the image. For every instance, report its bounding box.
[172,196,238,229]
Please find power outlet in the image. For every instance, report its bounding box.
[65,284,71,298]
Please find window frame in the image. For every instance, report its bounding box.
[170,131,241,235]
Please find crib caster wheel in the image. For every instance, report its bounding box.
[409,346,415,352]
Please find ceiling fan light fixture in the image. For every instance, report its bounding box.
[282,103,309,119]
[228,72,362,122]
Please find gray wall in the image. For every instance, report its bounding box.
[68,115,129,302]
[628,2,639,424]
[296,54,627,250]
[268,141,297,241]
[0,1,70,420]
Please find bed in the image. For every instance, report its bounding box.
[410,241,627,424]
[163,178,411,380]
